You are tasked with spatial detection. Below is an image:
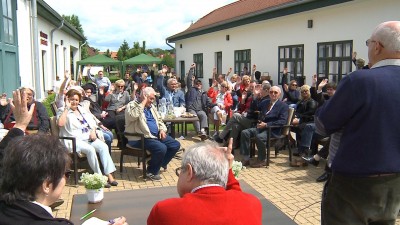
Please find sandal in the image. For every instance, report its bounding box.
[108,180,118,186]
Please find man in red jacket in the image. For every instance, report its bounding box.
[147,139,262,225]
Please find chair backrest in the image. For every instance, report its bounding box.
[49,116,59,137]
[50,102,58,117]
[282,107,295,136]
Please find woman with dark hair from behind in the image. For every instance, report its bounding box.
[0,89,128,225]
[0,135,74,224]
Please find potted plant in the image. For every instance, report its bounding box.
[232,160,245,178]
[80,172,108,203]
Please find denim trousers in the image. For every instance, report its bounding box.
[128,135,180,175]
[299,123,315,149]
[76,139,116,175]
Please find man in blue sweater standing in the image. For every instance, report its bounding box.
[317,21,400,225]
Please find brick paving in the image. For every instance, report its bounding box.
[54,135,400,225]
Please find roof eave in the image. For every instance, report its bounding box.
[37,0,86,41]
[167,0,352,43]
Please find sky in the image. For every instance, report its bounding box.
[45,0,236,52]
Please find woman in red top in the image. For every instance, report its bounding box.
[208,81,233,136]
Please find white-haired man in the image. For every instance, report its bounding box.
[125,87,180,181]
[317,21,400,224]
[163,78,185,107]
[147,139,262,225]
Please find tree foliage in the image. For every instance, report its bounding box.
[62,14,89,59]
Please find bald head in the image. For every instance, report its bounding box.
[368,21,400,66]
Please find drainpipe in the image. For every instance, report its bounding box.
[165,39,174,50]
[30,0,42,99]
[50,20,64,84]
[77,41,87,80]
[165,39,176,71]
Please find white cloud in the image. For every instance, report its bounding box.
[44,0,236,51]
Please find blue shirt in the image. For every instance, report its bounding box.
[144,107,158,137]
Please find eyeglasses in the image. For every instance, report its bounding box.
[64,170,72,179]
[269,91,279,94]
[175,167,182,177]
[366,39,377,46]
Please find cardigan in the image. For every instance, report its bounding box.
[207,88,233,116]
[317,60,400,175]
[0,199,73,225]
[147,170,262,225]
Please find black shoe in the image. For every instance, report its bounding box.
[50,199,64,209]
[213,135,224,143]
[316,172,329,182]
[302,156,319,166]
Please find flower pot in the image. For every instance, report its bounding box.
[86,188,104,203]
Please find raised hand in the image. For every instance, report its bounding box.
[11,89,35,131]
[318,79,328,91]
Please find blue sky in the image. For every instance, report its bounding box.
[45,0,236,51]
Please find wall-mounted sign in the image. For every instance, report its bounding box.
[40,31,48,46]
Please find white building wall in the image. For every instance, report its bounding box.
[16,0,34,88]
[16,1,81,99]
[174,0,400,86]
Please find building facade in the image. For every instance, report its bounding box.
[167,0,400,87]
[0,0,84,99]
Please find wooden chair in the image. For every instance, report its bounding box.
[49,116,87,185]
[50,101,58,116]
[265,107,295,166]
[115,116,151,180]
[249,108,295,165]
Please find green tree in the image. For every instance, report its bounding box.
[117,40,130,60]
[142,41,146,53]
[63,14,88,59]
[161,53,175,69]
[105,49,111,58]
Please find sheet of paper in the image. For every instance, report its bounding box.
[82,217,109,225]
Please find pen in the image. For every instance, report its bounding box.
[80,209,96,220]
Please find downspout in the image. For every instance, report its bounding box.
[165,39,175,72]
[31,0,42,99]
[50,20,64,83]
[165,39,174,50]
[77,41,87,81]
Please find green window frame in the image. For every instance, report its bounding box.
[317,40,353,83]
[193,53,203,78]
[234,49,251,75]
[278,45,304,85]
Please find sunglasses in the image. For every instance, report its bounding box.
[291,84,298,86]
[117,86,124,88]
[301,90,309,93]
[64,170,72,179]
[269,91,279,94]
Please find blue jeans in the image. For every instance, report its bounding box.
[102,129,113,153]
[128,136,180,175]
[299,123,315,149]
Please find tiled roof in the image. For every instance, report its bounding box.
[167,0,330,41]
[187,0,297,32]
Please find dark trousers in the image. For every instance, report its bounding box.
[128,136,180,175]
[322,172,400,225]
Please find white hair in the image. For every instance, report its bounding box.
[143,87,155,96]
[181,142,229,188]
[373,21,400,52]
